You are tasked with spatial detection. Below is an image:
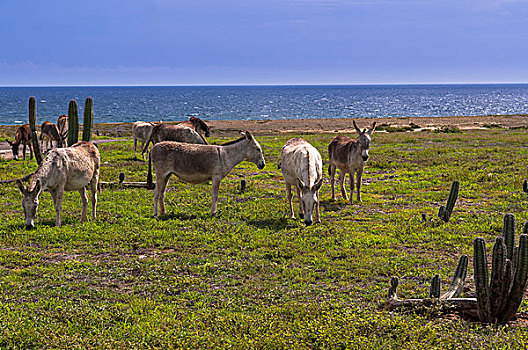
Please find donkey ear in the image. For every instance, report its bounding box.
[313,178,323,192]
[297,178,307,191]
[353,120,362,134]
[244,131,254,140]
[16,179,26,194]
[33,179,42,194]
[367,122,376,135]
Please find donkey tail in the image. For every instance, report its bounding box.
[147,151,154,190]
[328,164,332,176]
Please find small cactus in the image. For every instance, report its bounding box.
[28,97,43,165]
[429,274,440,299]
[439,180,459,222]
[82,97,93,142]
[68,99,79,146]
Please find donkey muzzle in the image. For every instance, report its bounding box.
[25,224,34,230]
[257,162,265,170]
[304,219,313,226]
[362,155,369,161]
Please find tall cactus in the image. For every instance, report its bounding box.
[28,97,43,165]
[82,97,93,142]
[473,215,528,323]
[439,180,459,222]
[68,99,79,146]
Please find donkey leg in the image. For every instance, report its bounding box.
[29,143,33,160]
[50,187,64,227]
[338,172,347,201]
[78,187,89,223]
[154,174,171,216]
[211,176,221,216]
[349,172,355,205]
[315,190,321,223]
[286,183,295,219]
[133,138,137,160]
[22,143,27,160]
[90,179,98,220]
[356,168,363,203]
[329,165,336,200]
[296,186,304,219]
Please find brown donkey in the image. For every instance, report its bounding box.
[142,121,207,155]
[40,121,64,150]
[57,114,68,139]
[16,141,100,229]
[6,124,32,160]
[178,116,211,138]
[147,131,265,216]
[328,121,376,204]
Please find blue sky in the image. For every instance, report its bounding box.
[1,0,527,86]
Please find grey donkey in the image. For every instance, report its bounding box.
[147,131,265,216]
[16,141,100,229]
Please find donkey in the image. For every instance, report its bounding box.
[279,138,323,226]
[6,124,32,160]
[16,141,100,229]
[328,121,376,204]
[142,122,207,155]
[40,121,64,150]
[132,120,160,160]
[177,117,211,138]
[147,131,265,216]
[57,114,68,139]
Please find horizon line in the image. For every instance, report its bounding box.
[1,82,528,88]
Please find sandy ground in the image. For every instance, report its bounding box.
[2,115,528,160]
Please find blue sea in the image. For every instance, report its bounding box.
[1,85,528,125]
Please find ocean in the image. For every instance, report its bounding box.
[0,84,528,125]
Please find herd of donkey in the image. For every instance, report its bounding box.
[5,109,376,230]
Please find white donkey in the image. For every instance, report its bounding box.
[328,121,376,204]
[147,131,265,216]
[279,138,323,226]
[132,121,160,160]
[16,141,100,229]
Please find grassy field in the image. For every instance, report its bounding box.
[2,126,528,348]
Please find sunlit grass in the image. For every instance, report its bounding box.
[2,128,528,347]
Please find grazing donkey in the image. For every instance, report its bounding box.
[142,122,207,155]
[57,114,68,139]
[279,138,323,226]
[328,121,376,204]
[16,141,100,229]
[147,131,265,216]
[132,121,160,160]
[40,121,64,150]
[6,124,32,160]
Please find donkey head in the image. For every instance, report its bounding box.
[241,131,266,170]
[6,139,20,160]
[353,121,376,161]
[16,179,42,230]
[297,178,323,226]
[190,117,211,137]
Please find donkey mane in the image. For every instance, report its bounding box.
[221,136,246,146]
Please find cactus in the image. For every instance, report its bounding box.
[472,215,528,323]
[429,274,440,299]
[28,97,43,165]
[440,254,468,300]
[82,97,93,142]
[68,99,79,146]
[439,180,459,222]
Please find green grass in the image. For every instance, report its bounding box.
[2,128,528,348]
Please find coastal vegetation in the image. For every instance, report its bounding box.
[2,125,528,348]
